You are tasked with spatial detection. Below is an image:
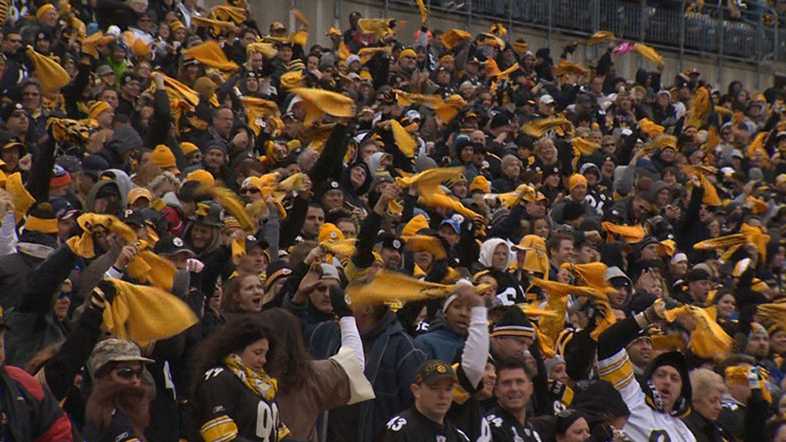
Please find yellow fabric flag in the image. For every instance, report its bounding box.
[81,32,115,58]
[6,172,35,222]
[183,40,239,71]
[192,15,237,35]
[291,8,310,28]
[122,32,152,58]
[280,70,304,90]
[662,305,733,361]
[746,132,769,160]
[554,60,590,77]
[241,97,279,136]
[488,183,539,209]
[639,118,665,138]
[402,214,430,238]
[290,30,308,48]
[357,18,397,38]
[587,31,616,45]
[103,279,198,348]
[199,185,255,232]
[561,262,612,293]
[395,167,464,193]
[693,223,770,262]
[48,117,91,143]
[126,249,177,292]
[492,62,520,81]
[434,95,467,124]
[514,235,549,278]
[441,29,471,50]
[358,46,391,65]
[682,165,721,206]
[537,288,568,350]
[601,222,645,243]
[395,89,444,109]
[532,278,609,301]
[389,120,416,158]
[686,86,711,129]
[157,73,219,108]
[756,303,786,338]
[521,116,575,138]
[348,270,455,306]
[247,41,278,58]
[211,5,247,23]
[572,137,600,156]
[490,23,507,38]
[406,235,447,259]
[533,277,616,339]
[415,0,429,24]
[291,88,356,126]
[25,46,70,93]
[65,214,176,290]
[419,193,483,222]
[337,41,351,60]
[634,43,664,67]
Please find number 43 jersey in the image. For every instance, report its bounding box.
[195,366,287,442]
[380,408,471,442]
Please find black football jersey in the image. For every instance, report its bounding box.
[194,366,284,442]
[484,405,543,442]
[380,407,471,442]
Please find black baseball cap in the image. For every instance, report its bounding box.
[154,236,195,257]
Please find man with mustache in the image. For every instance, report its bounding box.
[83,338,155,441]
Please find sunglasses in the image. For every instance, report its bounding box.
[241,188,260,194]
[114,367,144,380]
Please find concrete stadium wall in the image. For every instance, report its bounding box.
[226,0,780,91]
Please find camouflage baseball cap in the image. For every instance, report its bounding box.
[88,338,154,378]
[415,360,458,385]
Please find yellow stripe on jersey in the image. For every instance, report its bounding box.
[598,350,635,390]
[200,415,238,442]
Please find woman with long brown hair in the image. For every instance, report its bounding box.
[83,338,156,442]
[191,316,289,442]
[261,305,373,441]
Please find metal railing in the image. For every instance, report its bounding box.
[381,0,783,84]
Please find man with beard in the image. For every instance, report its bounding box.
[83,338,155,441]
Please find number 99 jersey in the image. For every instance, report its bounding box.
[194,367,288,442]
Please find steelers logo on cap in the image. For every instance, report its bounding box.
[173,237,184,247]
[435,364,447,374]
[247,235,257,242]
[330,181,339,189]
[393,239,401,249]
[330,231,338,239]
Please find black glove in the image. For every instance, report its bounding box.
[330,287,353,318]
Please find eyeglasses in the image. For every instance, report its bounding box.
[241,188,260,194]
[57,292,72,300]
[114,367,143,380]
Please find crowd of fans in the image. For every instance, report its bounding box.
[2,0,786,441]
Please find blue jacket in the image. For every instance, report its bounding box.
[310,311,426,442]
[414,326,465,363]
